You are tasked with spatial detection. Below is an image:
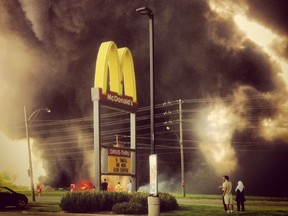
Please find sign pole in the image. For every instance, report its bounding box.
[131,112,137,191]
[91,88,101,191]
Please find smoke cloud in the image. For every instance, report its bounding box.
[1,0,288,196]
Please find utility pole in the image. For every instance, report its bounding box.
[178,99,185,197]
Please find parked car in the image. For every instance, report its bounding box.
[0,186,28,209]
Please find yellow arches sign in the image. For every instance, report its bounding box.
[91,41,137,191]
[94,41,138,111]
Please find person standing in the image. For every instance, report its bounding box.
[219,175,233,213]
[235,180,246,211]
[218,178,227,211]
[101,179,108,192]
[127,179,132,193]
[115,182,124,192]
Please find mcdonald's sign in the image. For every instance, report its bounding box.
[94,41,138,112]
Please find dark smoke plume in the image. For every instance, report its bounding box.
[1,0,288,196]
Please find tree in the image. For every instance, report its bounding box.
[0,171,17,187]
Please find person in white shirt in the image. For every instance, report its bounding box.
[127,179,132,193]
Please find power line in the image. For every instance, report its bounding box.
[10,96,287,159]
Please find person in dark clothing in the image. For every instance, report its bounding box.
[235,180,246,211]
[101,179,108,191]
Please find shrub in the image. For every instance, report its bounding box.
[129,192,148,208]
[60,190,178,214]
[60,191,103,213]
[112,201,146,214]
[112,192,178,214]
[102,192,130,210]
[159,192,178,211]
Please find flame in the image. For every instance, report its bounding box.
[79,180,94,190]
[70,180,94,191]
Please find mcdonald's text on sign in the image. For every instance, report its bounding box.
[98,89,136,111]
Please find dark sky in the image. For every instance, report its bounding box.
[1,0,288,196]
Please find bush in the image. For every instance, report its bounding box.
[102,192,130,210]
[112,202,146,214]
[60,191,103,213]
[159,192,178,211]
[112,192,178,214]
[129,192,148,208]
[59,191,178,214]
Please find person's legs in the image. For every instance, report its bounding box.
[237,201,240,211]
[226,205,230,213]
[241,201,245,211]
[222,196,227,211]
[229,196,233,213]
[229,204,233,213]
[224,195,229,213]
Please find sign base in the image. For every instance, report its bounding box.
[148,196,160,216]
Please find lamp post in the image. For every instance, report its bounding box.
[166,99,185,197]
[24,106,51,202]
[137,7,160,216]
[136,7,155,154]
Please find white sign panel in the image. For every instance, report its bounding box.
[149,154,158,196]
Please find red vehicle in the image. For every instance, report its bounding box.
[0,186,28,209]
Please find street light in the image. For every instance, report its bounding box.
[137,7,160,215]
[24,106,51,202]
[165,99,185,197]
[136,7,155,154]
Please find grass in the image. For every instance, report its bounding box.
[26,203,288,216]
[172,193,288,202]
[161,205,288,216]
[27,202,61,213]
[22,190,67,196]
[21,191,288,215]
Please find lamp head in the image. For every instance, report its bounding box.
[45,108,51,113]
[136,7,153,17]
[166,126,171,131]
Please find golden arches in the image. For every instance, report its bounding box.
[95,41,137,102]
